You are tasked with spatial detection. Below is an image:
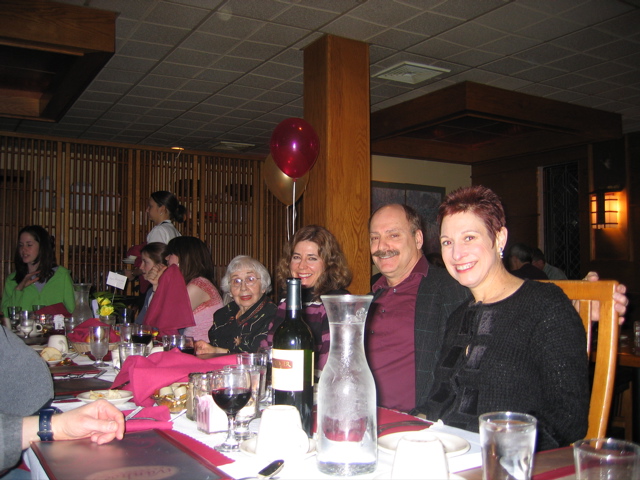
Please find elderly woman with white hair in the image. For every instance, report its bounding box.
[194,255,277,355]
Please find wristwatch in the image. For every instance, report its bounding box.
[37,407,58,441]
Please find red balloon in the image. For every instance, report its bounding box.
[270,118,320,179]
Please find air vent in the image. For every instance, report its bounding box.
[211,141,255,152]
[372,62,450,85]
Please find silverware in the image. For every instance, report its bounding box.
[126,417,158,421]
[124,406,144,421]
[377,420,431,435]
[237,459,285,480]
[93,370,106,379]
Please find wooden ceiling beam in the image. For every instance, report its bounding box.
[0,0,115,122]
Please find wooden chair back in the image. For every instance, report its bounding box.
[544,280,619,439]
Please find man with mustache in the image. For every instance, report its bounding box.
[367,203,628,414]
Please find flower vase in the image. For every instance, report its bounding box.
[100,315,115,326]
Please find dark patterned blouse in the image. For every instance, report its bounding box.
[208,293,277,353]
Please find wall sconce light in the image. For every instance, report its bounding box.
[590,191,619,229]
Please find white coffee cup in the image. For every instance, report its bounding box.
[391,431,449,480]
[255,405,309,458]
[29,323,44,337]
[47,335,69,353]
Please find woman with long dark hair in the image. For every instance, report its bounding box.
[1,226,75,315]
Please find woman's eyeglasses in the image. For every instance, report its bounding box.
[231,276,260,288]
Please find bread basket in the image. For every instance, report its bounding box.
[71,341,119,353]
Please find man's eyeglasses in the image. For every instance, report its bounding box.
[230,276,260,288]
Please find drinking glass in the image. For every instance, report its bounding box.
[225,364,262,440]
[117,323,134,343]
[89,325,111,367]
[7,306,20,329]
[19,314,34,339]
[479,411,537,480]
[210,368,252,452]
[131,324,153,353]
[32,304,45,313]
[162,334,195,354]
[118,342,147,369]
[574,438,640,479]
[239,350,270,405]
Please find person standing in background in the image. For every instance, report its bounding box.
[146,190,185,244]
[2,226,75,316]
[532,247,568,280]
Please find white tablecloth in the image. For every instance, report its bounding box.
[26,355,482,479]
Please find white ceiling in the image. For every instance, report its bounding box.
[2,0,639,156]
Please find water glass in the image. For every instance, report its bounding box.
[18,314,34,339]
[117,323,134,343]
[118,342,147,368]
[225,364,263,439]
[574,438,640,479]
[479,411,537,480]
[238,350,270,404]
[163,334,195,354]
[32,304,45,313]
[7,306,20,328]
[89,325,111,367]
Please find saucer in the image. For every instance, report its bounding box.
[240,437,316,460]
[378,431,470,457]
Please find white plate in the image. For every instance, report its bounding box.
[378,431,470,457]
[76,390,134,405]
[240,437,316,460]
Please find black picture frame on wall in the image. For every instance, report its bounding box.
[371,181,445,255]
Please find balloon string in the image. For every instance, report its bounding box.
[291,180,296,236]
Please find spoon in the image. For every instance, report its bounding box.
[237,459,285,480]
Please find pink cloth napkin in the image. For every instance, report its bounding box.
[124,405,173,433]
[66,318,120,343]
[112,349,237,406]
[145,265,195,336]
[377,407,432,435]
[35,303,71,317]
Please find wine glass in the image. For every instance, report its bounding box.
[210,368,252,452]
[89,325,110,367]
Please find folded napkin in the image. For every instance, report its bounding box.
[145,265,195,337]
[112,349,237,406]
[124,405,173,433]
[35,303,71,317]
[377,407,432,435]
[66,318,120,343]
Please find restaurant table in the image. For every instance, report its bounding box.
[456,447,576,480]
[592,342,640,443]
[26,352,483,480]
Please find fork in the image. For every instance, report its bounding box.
[124,405,144,421]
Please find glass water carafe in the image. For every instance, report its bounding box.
[73,283,93,323]
[316,295,377,476]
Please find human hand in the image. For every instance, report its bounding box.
[145,264,167,288]
[194,340,215,355]
[584,271,627,324]
[52,399,125,444]
[17,271,41,291]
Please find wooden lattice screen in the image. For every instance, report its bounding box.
[0,133,302,300]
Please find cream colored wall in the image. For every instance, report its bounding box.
[372,155,471,193]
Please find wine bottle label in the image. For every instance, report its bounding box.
[272,348,313,391]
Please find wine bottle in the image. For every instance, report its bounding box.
[272,277,315,436]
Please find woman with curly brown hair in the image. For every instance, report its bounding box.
[266,225,352,375]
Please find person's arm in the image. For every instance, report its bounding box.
[145,264,167,291]
[194,340,228,355]
[21,400,124,449]
[584,272,628,324]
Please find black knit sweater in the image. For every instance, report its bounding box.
[422,280,589,451]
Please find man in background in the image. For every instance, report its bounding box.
[532,247,568,280]
[508,243,549,280]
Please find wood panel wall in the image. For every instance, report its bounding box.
[0,132,301,299]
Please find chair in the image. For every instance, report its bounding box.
[543,280,619,439]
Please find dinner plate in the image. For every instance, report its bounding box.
[240,437,316,460]
[377,431,470,457]
[76,390,134,405]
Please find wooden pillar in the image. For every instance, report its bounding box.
[303,35,371,295]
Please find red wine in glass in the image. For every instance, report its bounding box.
[180,347,195,355]
[212,387,251,414]
[131,333,152,344]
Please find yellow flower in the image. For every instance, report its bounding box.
[99,304,114,316]
[97,297,111,306]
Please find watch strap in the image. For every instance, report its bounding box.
[38,408,56,441]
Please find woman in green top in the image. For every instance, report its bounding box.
[1,226,75,316]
